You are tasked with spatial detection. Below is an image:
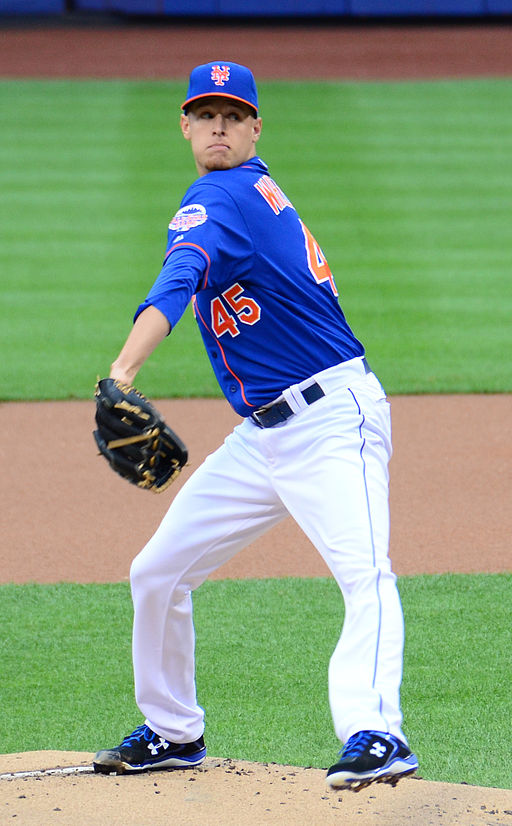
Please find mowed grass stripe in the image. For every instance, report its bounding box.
[1,574,510,789]
[2,79,511,399]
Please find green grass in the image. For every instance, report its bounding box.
[1,575,510,789]
[1,78,512,400]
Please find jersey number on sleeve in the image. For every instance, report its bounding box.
[301,221,338,297]
[211,283,261,338]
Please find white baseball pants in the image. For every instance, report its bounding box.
[130,357,407,747]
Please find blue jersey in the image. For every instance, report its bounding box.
[136,157,364,417]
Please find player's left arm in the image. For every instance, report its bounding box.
[110,305,170,386]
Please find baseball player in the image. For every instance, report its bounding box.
[93,61,418,791]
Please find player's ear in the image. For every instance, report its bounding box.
[252,117,262,144]
[180,113,191,141]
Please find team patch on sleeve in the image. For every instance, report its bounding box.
[169,204,208,232]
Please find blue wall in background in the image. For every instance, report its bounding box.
[2,0,65,13]
[2,0,512,16]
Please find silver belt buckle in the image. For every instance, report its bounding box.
[251,404,272,427]
[251,409,264,427]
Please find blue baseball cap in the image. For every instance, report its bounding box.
[182,61,258,115]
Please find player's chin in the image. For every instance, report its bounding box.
[204,158,234,172]
[202,149,236,172]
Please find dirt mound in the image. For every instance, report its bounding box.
[2,751,512,826]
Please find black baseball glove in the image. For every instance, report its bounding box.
[93,378,188,492]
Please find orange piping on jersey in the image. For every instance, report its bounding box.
[164,242,211,289]
[193,298,255,409]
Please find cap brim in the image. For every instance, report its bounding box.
[181,92,257,114]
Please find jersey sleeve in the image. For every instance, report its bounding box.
[134,177,253,331]
[166,180,254,284]
[134,245,206,329]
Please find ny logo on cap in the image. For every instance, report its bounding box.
[211,65,230,86]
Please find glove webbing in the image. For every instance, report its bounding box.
[105,427,161,451]
[139,459,182,490]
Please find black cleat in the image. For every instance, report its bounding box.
[326,730,418,792]
[93,724,206,775]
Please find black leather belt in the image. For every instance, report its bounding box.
[251,382,325,428]
[251,358,371,429]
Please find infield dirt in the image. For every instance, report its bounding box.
[1,18,511,825]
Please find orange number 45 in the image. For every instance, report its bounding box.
[211,283,262,338]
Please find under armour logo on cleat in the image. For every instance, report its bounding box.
[148,737,169,755]
[369,741,387,758]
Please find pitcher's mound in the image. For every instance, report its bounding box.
[1,751,511,825]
